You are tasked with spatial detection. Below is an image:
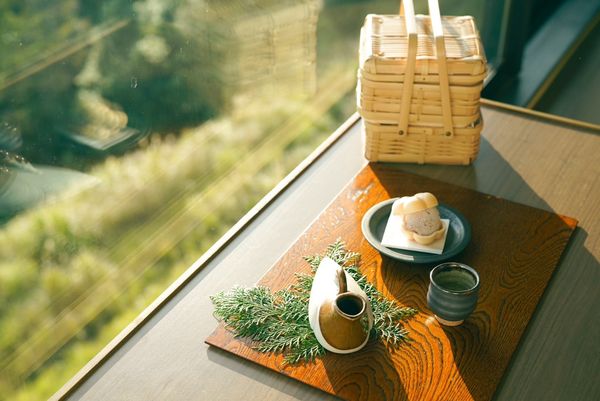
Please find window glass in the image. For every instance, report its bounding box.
[0,1,505,399]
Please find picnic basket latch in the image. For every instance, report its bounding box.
[398,0,454,138]
[397,0,417,137]
[428,0,454,138]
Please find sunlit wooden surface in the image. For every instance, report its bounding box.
[56,103,600,401]
[207,164,576,401]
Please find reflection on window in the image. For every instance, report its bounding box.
[0,1,504,399]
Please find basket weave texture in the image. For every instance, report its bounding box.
[357,3,487,165]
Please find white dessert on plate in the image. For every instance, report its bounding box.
[392,192,446,245]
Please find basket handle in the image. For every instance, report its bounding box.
[397,0,418,136]
[428,0,454,137]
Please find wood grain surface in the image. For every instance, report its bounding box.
[206,164,577,401]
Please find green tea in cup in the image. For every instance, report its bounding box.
[427,262,480,326]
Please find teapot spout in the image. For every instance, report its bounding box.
[335,292,366,319]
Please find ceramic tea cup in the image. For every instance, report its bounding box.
[427,262,480,326]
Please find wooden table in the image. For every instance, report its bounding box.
[53,102,600,401]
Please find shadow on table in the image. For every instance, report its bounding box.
[206,331,407,401]
[369,136,598,401]
[320,342,407,401]
[206,346,340,400]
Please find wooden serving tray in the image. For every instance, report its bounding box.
[206,164,577,401]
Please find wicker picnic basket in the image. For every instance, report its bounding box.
[357,0,487,164]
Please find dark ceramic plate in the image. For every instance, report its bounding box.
[361,198,471,264]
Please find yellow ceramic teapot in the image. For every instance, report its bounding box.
[308,257,373,353]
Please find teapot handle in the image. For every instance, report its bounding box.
[336,266,347,294]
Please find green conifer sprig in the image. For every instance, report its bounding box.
[211,240,417,364]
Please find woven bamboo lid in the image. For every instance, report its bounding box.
[360,14,487,77]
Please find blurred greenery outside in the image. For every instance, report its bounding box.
[0,0,499,400]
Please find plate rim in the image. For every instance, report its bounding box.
[361,198,471,264]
